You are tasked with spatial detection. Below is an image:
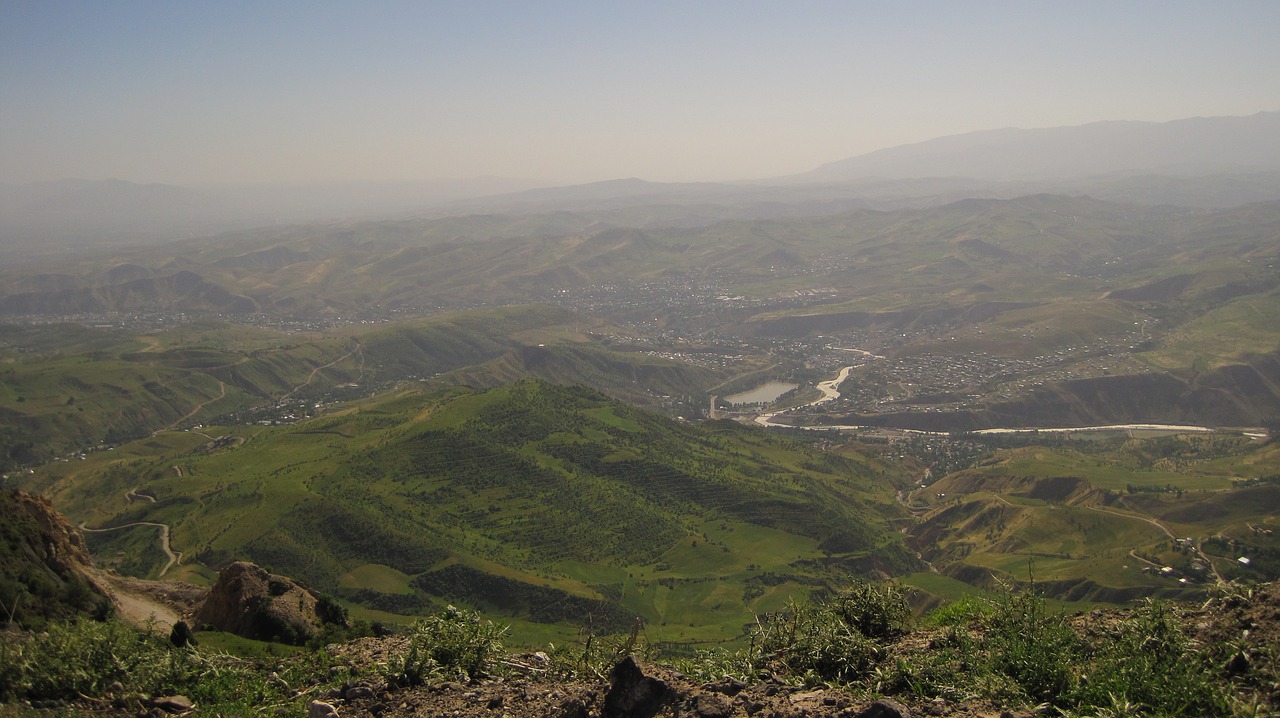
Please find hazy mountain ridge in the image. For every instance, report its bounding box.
[8,192,1276,319]
[800,111,1280,182]
[0,177,549,254]
[4,112,1278,256]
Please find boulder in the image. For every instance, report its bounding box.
[194,561,322,644]
[603,656,676,718]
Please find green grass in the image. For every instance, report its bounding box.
[194,630,307,659]
[339,564,415,594]
[1140,289,1280,370]
[902,572,986,602]
[911,434,1280,599]
[22,380,913,646]
[984,446,1235,492]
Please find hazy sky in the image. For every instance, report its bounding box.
[3,1,1278,186]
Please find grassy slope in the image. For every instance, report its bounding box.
[0,305,735,467]
[22,380,914,646]
[906,436,1280,604]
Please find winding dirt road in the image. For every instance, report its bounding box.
[1083,504,1226,585]
[280,341,363,401]
[164,380,227,431]
[79,521,182,577]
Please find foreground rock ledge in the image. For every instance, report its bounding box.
[327,652,1037,718]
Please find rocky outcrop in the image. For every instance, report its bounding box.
[0,489,112,627]
[194,561,323,644]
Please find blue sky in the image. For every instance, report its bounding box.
[2,1,1277,185]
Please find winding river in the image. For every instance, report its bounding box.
[753,363,1264,439]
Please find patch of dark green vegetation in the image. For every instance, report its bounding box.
[412,564,634,632]
[0,616,355,716]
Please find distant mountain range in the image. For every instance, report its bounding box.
[407,112,1280,216]
[2,112,1277,254]
[796,111,1280,182]
[0,177,546,254]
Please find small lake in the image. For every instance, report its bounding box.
[725,381,798,406]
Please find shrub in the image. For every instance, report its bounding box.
[980,586,1078,703]
[829,580,911,639]
[923,594,989,628]
[1066,599,1230,716]
[754,598,880,683]
[386,605,506,686]
[315,593,349,627]
[0,617,186,701]
[0,616,361,715]
[546,618,649,680]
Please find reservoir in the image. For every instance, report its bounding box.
[726,381,798,406]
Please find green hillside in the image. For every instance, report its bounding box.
[904,436,1280,604]
[21,380,915,646]
[1,305,735,467]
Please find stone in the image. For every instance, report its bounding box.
[603,656,676,718]
[195,561,322,644]
[308,700,340,718]
[705,677,748,696]
[554,698,589,718]
[169,620,197,648]
[152,695,194,713]
[692,693,733,718]
[856,698,911,718]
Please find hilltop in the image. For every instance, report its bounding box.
[2,483,1275,717]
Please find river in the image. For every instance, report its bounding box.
[753,365,1265,439]
[754,365,855,428]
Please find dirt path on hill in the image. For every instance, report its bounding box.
[110,581,180,630]
[80,521,182,577]
[91,572,205,633]
[126,486,156,503]
[280,341,363,401]
[1086,504,1226,584]
[1084,504,1175,538]
[162,379,227,431]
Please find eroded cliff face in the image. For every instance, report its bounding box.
[194,560,322,644]
[0,489,112,627]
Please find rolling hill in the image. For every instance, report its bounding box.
[903,436,1280,603]
[23,380,916,646]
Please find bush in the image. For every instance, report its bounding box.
[1066,599,1230,716]
[829,580,911,639]
[923,594,989,628]
[0,616,357,715]
[386,605,506,686]
[981,586,1079,703]
[315,593,349,627]
[0,617,187,701]
[754,599,880,683]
